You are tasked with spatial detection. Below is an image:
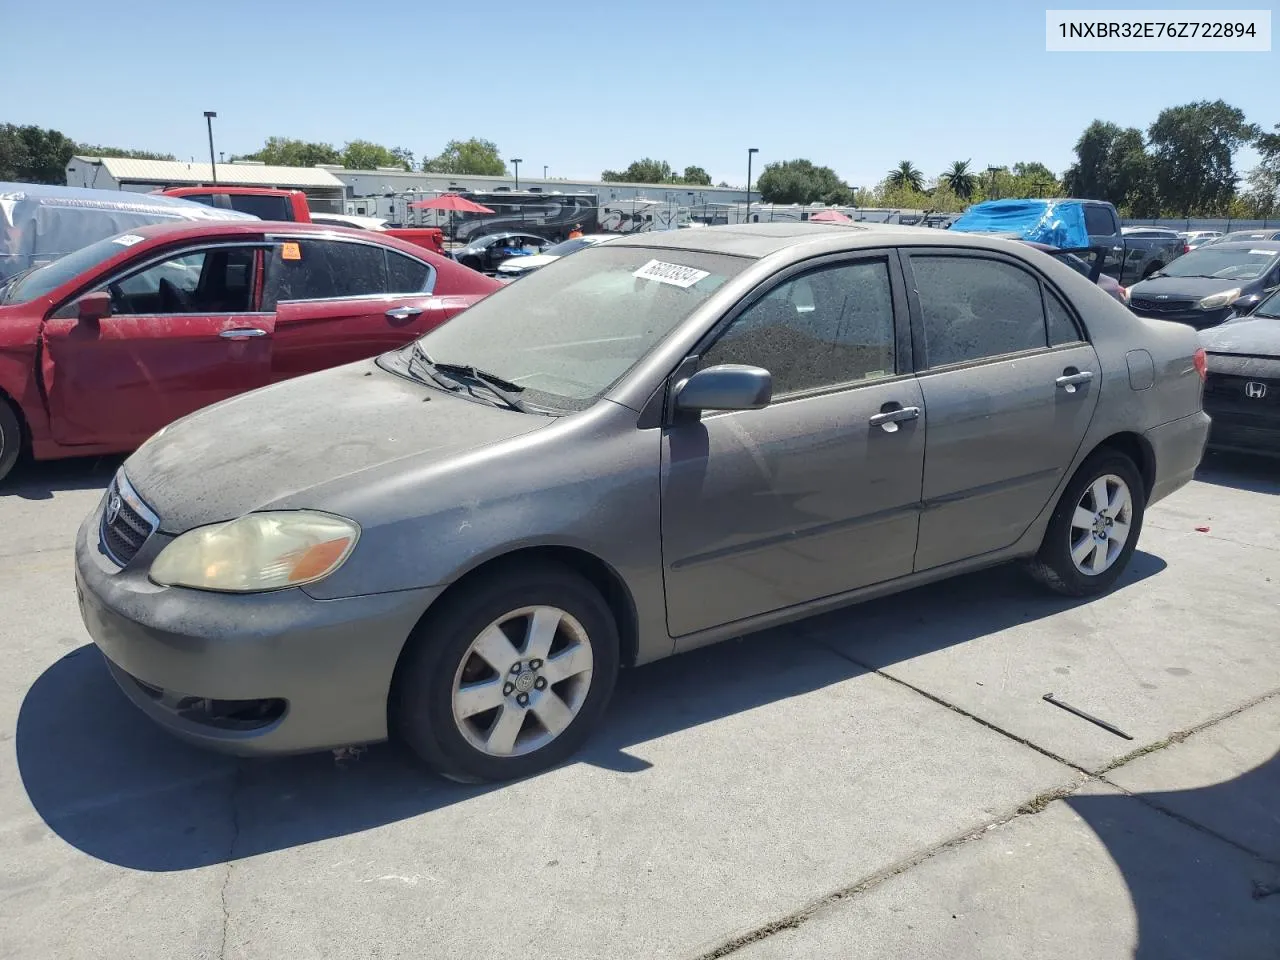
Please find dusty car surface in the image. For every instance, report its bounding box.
[74,222,1210,782]
[0,220,498,480]
[1198,290,1280,455]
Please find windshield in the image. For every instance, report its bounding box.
[1254,290,1280,319]
[401,245,750,412]
[543,238,596,257]
[2,233,136,305]
[1157,246,1280,280]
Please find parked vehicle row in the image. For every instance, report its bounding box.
[1199,289,1280,456]
[1126,240,1280,328]
[71,221,1211,782]
[0,220,498,481]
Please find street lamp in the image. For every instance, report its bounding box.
[543,165,548,179]
[512,157,522,190]
[986,165,1001,200]
[745,147,759,224]
[204,111,218,185]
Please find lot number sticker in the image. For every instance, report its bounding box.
[112,234,145,246]
[281,241,302,261]
[632,259,710,288]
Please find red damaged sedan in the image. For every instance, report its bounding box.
[0,221,498,481]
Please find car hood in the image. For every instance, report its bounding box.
[1198,316,1280,358]
[498,254,558,272]
[1128,276,1251,299]
[122,358,551,532]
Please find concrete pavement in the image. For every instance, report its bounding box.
[0,450,1276,959]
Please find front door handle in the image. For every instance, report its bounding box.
[219,328,267,339]
[869,405,921,433]
[386,306,425,320]
[1056,370,1094,393]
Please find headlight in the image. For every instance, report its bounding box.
[1197,288,1241,310]
[150,511,359,592]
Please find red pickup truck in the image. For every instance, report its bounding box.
[160,187,447,255]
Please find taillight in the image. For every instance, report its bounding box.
[1193,347,1207,381]
[1119,286,1130,303]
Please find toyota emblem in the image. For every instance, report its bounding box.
[1244,381,1268,399]
[105,493,122,526]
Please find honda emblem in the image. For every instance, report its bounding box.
[1244,381,1268,399]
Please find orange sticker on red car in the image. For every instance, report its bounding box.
[281,242,301,261]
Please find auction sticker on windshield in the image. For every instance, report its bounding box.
[633,259,711,288]
[113,235,145,246]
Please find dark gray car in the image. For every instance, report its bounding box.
[74,223,1210,782]
[1128,241,1280,329]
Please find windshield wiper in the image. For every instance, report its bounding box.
[432,362,530,413]
[406,340,465,393]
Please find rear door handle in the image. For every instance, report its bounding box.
[1056,371,1094,392]
[219,328,267,339]
[386,306,425,320]
[869,406,921,432]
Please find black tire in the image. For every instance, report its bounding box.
[392,560,620,782]
[0,395,24,484]
[1027,450,1146,597]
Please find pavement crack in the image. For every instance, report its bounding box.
[808,635,1092,776]
[218,761,246,960]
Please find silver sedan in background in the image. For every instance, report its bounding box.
[75,223,1210,782]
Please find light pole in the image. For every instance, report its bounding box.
[543,165,548,179]
[745,147,759,224]
[512,157,522,190]
[204,111,218,185]
[986,165,1001,200]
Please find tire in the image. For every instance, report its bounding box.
[392,560,620,782]
[1027,450,1146,597]
[0,395,24,484]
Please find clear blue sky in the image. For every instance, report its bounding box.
[7,0,1276,187]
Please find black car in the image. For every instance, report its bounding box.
[1127,241,1280,329]
[1210,229,1280,245]
[452,232,553,273]
[1198,291,1280,455]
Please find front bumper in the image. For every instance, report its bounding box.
[1143,410,1211,506]
[74,491,441,756]
[1203,411,1280,457]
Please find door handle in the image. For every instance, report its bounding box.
[386,306,425,320]
[219,328,267,339]
[1056,371,1094,393]
[869,406,920,433]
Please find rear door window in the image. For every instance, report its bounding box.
[262,239,389,305]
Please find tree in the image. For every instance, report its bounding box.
[233,136,341,167]
[340,139,412,170]
[1062,121,1155,212]
[681,165,712,186]
[77,144,176,161]
[940,160,977,199]
[886,161,924,192]
[601,158,673,183]
[1240,122,1280,216]
[0,123,78,184]
[422,138,505,176]
[756,159,852,205]
[1147,100,1258,215]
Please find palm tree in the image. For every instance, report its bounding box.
[886,161,925,192]
[940,160,977,199]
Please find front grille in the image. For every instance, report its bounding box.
[100,473,159,567]
[1204,373,1279,408]
[1130,297,1196,313]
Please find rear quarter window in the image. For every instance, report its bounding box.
[1083,205,1117,236]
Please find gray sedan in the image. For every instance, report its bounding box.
[74,224,1210,782]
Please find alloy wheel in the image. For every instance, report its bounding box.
[1069,474,1133,576]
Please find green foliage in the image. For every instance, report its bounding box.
[0,123,78,184]
[756,159,852,205]
[233,136,341,167]
[681,165,712,186]
[886,161,924,192]
[601,158,673,183]
[1147,100,1258,216]
[422,138,506,176]
[340,139,412,170]
[940,160,977,200]
[78,144,175,161]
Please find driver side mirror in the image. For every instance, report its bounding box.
[674,364,773,413]
[77,291,112,324]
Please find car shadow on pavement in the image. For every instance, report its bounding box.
[1067,752,1280,959]
[17,551,1165,875]
[1194,450,1279,495]
[2,455,122,500]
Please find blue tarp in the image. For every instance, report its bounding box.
[949,199,1091,250]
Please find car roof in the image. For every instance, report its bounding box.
[603,221,1041,260]
[1199,240,1280,251]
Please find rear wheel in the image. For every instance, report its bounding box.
[1027,450,1146,597]
[393,561,620,782]
[0,396,24,483]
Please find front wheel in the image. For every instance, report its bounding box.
[393,561,620,782]
[1027,450,1146,597]
[0,396,24,483]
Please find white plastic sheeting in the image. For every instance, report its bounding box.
[0,182,256,281]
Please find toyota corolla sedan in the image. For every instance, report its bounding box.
[75,223,1210,783]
